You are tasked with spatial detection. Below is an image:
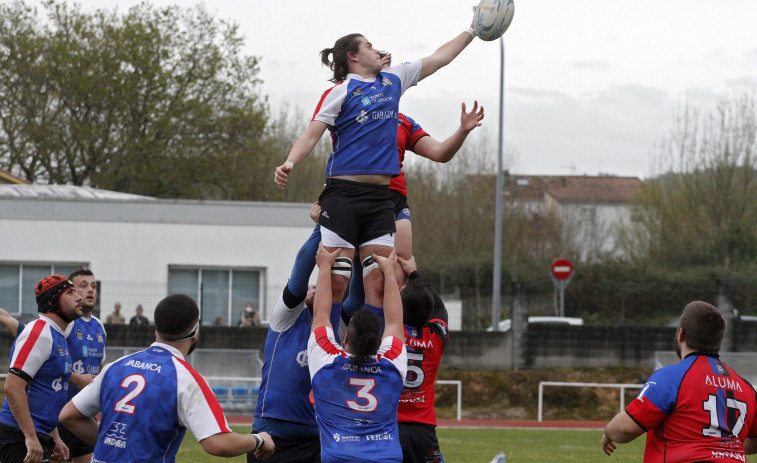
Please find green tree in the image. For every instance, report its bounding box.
[622,93,757,266]
[0,0,273,199]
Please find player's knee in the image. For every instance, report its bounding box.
[361,256,380,277]
[331,257,352,279]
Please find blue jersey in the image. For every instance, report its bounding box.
[72,343,231,463]
[255,294,342,436]
[64,315,107,400]
[313,61,422,178]
[308,326,407,463]
[0,316,72,433]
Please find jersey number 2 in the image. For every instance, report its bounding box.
[114,374,146,414]
[702,394,747,438]
[346,378,378,412]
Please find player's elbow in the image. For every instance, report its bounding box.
[744,437,757,455]
[200,436,227,456]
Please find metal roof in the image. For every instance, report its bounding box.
[0,184,154,201]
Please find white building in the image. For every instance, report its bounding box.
[0,184,315,325]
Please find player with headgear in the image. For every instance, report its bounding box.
[0,275,83,463]
[59,294,275,461]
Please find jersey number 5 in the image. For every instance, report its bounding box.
[702,394,747,438]
[114,374,146,415]
[346,378,378,412]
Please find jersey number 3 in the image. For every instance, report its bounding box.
[346,378,378,412]
[115,374,146,415]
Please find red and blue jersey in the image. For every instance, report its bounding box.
[64,315,107,400]
[72,343,231,463]
[308,326,407,463]
[313,61,422,178]
[0,316,72,433]
[626,353,757,463]
[389,113,429,197]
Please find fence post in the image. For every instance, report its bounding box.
[511,281,528,370]
[716,279,735,351]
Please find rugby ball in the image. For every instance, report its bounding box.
[473,0,515,41]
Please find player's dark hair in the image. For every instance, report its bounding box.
[320,33,363,83]
[346,308,381,366]
[154,294,199,338]
[401,277,435,328]
[68,268,94,280]
[680,301,726,352]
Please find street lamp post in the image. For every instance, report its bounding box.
[491,35,505,331]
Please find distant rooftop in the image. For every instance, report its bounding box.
[0,184,154,201]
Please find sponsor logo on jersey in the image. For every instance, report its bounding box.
[356,110,369,124]
[341,363,382,373]
[73,359,85,374]
[87,334,93,341]
[97,334,104,343]
[366,432,394,441]
[351,88,363,96]
[124,359,162,373]
[58,345,65,355]
[405,327,417,338]
[82,346,89,357]
[370,93,393,104]
[296,350,308,367]
[705,375,743,392]
[75,330,83,339]
[105,422,128,449]
[711,451,745,462]
[371,110,395,120]
[407,338,434,349]
[332,433,360,443]
[361,96,372,106]
[381,77,392,86]
[52,377,63,392]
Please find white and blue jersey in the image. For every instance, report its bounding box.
[308,326,407,463]
[254,294,342,437]
[313,61,422,177]
[71,343,231,463]
[0,316,73,433]
[64,315,107,400]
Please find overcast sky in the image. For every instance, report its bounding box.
[60,0,757,179]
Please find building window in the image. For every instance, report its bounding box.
[0,263,87,316]
[167,267,263,326]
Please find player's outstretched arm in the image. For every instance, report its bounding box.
[311,243,340,333]
[59,401,99,446]
[0,307,20,337]
[200,431,274,459]
[274,120,328,190]
[414,101,484,163]
[419,25,475,82]
[373,250,403,340]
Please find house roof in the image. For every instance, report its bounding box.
[0,169,29,185]
[501,174,643,203]
[0,184,153,201]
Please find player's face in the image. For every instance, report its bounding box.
[73,274,97,313]
[354,37,382,74]
[60,286,83,320]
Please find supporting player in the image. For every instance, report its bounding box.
[0,276,83,463]
[58,268,106,463]
[59,294,275,461]
[274,23,478,335]
[601,301,757,460]
[308,244,407,463]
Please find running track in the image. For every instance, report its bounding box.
[226,416,606,430]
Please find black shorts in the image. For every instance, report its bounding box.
[318,179,395,248]
[0,423,55,463]
[390,189,411,221]
[57,423,94,458]
[247,433,321,463]
[399,422,442,463]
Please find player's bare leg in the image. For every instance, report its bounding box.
[393,219,412,289]
[360,244,392,310]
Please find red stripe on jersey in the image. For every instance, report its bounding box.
[12,320,46,371]
[174,357,231,433]
[314,326,344,356]
[311,83,342,121]
[379,336,405,361]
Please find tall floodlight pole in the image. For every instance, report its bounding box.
[491,35,505,331]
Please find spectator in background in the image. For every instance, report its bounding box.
[214,316,226,327]
[129,304,149,326]
[238,303,261,327]
[105,302,125,324]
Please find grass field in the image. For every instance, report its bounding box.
[177,426,649,462]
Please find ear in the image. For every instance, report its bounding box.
[347,50,358,63]
[677,328,685,343]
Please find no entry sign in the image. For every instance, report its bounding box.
[551,258,573,280]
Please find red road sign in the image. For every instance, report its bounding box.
[551,258,573,280]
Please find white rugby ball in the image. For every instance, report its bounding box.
[473,0,515,41]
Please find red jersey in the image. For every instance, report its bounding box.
[389,113,429,197]
[626,353,757,463]
[397,289,449,426]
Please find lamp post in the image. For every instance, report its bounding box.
[491,35,505,331]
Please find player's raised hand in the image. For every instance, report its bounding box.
[274,160,294,190]
[460,100,484,133]
[316,242,340,269]
[309,202,321,224]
